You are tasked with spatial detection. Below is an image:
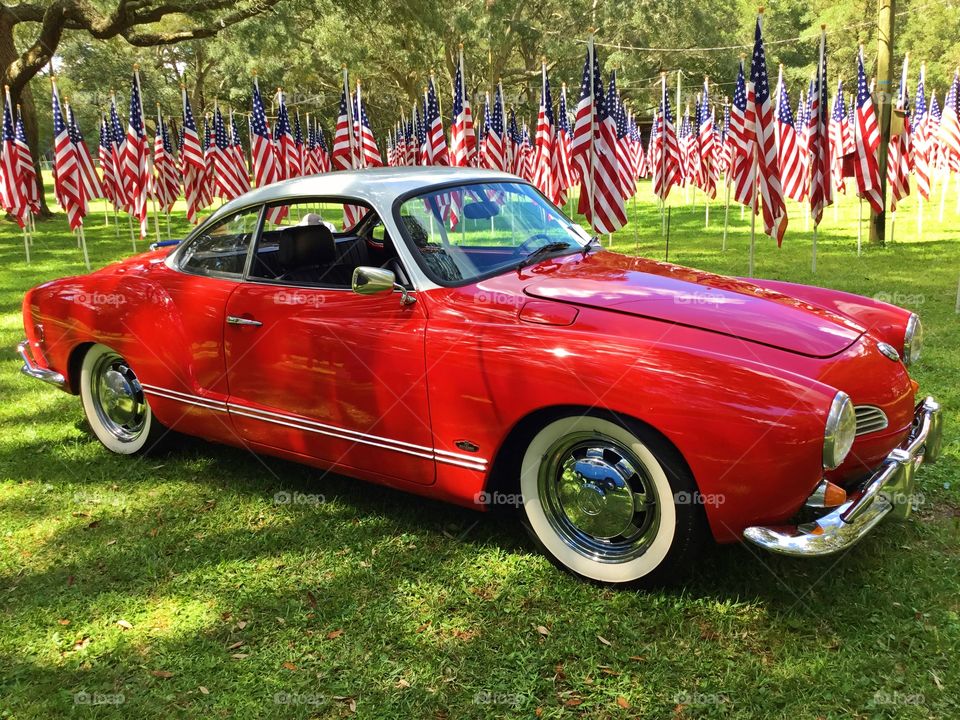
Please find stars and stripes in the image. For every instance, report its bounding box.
[421,76,448,166]
[940,69,960,172]
[651,73,682,200]
[570,37,627,233]
[830,80,852,194]
[14,105,40,216]
[697,78,717,199]
[606,71,635,202]
[354,86,383,168]
[152,108,180,211]
[748,15,787,244]
[1,89,29,227]
[332,71,358,172]
[554,82,576,200]
[99,113,121,209]
[913,63,932,200]
[482,83,506,171]
[250,78,280,191]
[852,46,883,214]
[533,61,557,202]
[775,66,805,202]
[180,86,207,223]
[808,27,833,226]
[450,47,476,168]
[887,55,912,210]
[51,78,85,231]
[211,105,247,201]
[730,59,756,207]
[67,102,103,205]
[273,89,298,180]
[122,69,149,238]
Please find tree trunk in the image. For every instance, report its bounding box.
[0,13,51,218]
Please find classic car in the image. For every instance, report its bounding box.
[18,167,943,585]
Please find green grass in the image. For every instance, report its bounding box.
[1,174,959,719]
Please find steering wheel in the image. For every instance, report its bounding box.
[515,233,555,256]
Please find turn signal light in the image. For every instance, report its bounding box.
[805,479,848,509]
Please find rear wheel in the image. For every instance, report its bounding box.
[79,344,165,455]
[519,415,706,586]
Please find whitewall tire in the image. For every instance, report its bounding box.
[519,415,706,586]
[79,344,164,455]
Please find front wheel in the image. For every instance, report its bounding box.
[520,415,707,586]
[79,343,165,455]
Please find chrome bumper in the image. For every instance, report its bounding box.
[17,340,66,389]
[743,396,943,557]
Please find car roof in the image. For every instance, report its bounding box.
[206,166,522,223]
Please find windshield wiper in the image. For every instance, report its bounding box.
[581,235,601,257]
[517,242,576,270]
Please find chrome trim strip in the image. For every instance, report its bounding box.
[134,382,488,471]
[743,396,943,557]
[17,340,66,389]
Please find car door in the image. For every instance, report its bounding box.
[222,198,436,485]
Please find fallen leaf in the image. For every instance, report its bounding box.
[617,696,630,709]
[105,539,117,546]
[598,635,612,646]
[148,527,159,537]
[536,625,550,636]
[72,512,90,518]
[221,612,232,621]
[231,653,249,660]
[535,708,543,717]
[931,670,944,690]
[200,499,216,512]
[628,655,645,662]
[236,620,248,630]
[275,617,286,624]
[73,636,90,651]
[227,641,244,650]
[150,670,173,679]
[281,661,297,671]
[116,619,133,630]
[198,686,209,695]
[58,619,71,626]
[416,622,431,633]
[306,591,318,608]
[396,678,410,688]
[67,575,75,587]
[564,697,583,707]
[326,629,344,640]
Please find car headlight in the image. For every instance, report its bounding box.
[823,392,856,469]
[903,313,923,366]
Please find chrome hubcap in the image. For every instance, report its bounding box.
[91,353,146,442]
[539,433,660,563]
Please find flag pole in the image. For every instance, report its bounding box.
[857,198,863,256]
[22,225,30,265]
[79,224,91,271]
[587,33,597,240]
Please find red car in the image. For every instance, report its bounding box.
[18,168,943,585]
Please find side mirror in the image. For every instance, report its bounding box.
[351,266,416,306]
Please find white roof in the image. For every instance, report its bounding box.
[208,166,522,224]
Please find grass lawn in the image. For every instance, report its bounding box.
[1,174,959,719]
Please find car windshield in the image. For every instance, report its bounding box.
[396,181,591,285]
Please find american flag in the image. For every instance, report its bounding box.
[853,47,883,214]
[808,28,833,226]
[67,103,103,205]
[303,114,320,174]
[108,95,128,212]
[940,70,960,172]
[293,111,305,176]
[553,82,575,199]
[718,101,732,177]
[250,79,279,188]
[507,107,520,173]
[316,122,331,172]
[200,115,215,210]
[1,92,28,227]
[606,71,635,201]
[332,74,358,172]
[122,70,149,238]
[749,15,787,244]
[355,87,383,167]
[532,62,557,202]
[913,63,931,200]
[698,78,716,199]
[629,112,647,179]
[181,86,206,223]
[570,37,627,233]
[51,79,85,231]
[211,106,247,200]
[730,59,756,207]
[651,73,681,200]
[274,90,297,180]
[887,56,911,210]
[775,67,805,201]
[830,81,852,194]
[450,47,476,168]
[518,123,535,181]
[99,113,121,208]
[153,109,179,211]
[230,110,250,190]
[482,83,506,171]
[14,106,39,216]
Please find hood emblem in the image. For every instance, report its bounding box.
[877,342,900,362]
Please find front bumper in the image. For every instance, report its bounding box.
[743,396,943,557]
[17,340,66,389]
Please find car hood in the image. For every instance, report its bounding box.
[522,253,865,357]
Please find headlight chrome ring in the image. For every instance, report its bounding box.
[823,391,857,470]
[903,313,923,366]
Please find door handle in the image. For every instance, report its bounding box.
[226,315,262,327]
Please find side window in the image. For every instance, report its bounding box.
[250,199,378,288]
[180,206,262,277]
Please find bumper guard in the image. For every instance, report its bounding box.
[17,340,66,389]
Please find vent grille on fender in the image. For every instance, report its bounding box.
[854,405,889,436]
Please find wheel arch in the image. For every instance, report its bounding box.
[66,341,96,395]
[483,404,700,504]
